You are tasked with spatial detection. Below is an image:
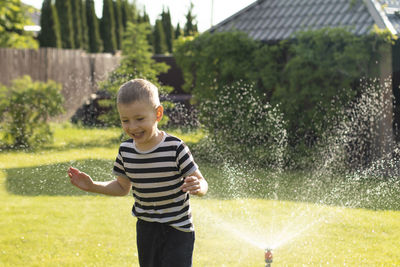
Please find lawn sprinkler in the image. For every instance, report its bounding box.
[264,248,273,267]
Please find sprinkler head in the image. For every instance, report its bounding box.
[265,248,273,264]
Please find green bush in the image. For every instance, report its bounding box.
[196,82,287,168]
[174,28,394,151]
[272,28,391,146]
[174,31,257,102]
[0,76,64,148]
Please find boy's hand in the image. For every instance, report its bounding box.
[181,176,201,195]
[67,166,94,192]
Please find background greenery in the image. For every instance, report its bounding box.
[174,28,395,155]
[0,76,64,148]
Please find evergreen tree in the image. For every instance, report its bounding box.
[38,0,61,48]
[113,0,123,50]
[80,0,89,50]
[71,0,83,48]
[153,19,167,54]
[100,0,117,53]
[121,0,137,28]
[55,0,75,48]
[137,9,153,51]
[184,2,198,36]
[98,22,170,126]
[175,23,182,39]
[138,9,150,24]
[86,0,103,53]
[161,8,174,53]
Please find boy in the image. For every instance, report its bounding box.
[67,78,208,267]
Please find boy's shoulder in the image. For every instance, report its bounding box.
[164,132,183,143]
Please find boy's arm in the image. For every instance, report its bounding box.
[68,167,131,196]
[181,170,208,197]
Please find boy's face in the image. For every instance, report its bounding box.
[117,100,163,150]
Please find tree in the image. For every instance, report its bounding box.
[80,0,89,51]
[98,22,170,126]
[161,8,174,53]
[55,0,75,48]
[38,0,61,48]
[71,0,83,49]
[100,0,117,53]
[113,0,124,50]
[121,0,137,28]
[153,19,167,54]
[86,0,102,53]
[184,2,198,36]
[0,0,38,48]
[175,23,182,39]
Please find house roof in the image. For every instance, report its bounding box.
[209,0,400,42]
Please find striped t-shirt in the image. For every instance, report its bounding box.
[113,132,198,232]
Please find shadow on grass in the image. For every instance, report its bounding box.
[200,163,400,211]
[6,158,400,211]
[5,159,115,196]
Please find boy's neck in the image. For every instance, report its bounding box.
[135,129,164,151]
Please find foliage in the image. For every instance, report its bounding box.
[153,19,167,54]
[183,2,198,36]
[100,0,117,53]
[273,28,393,146]
[196,82,287,168]
[71,0,83,49]
[174,27,395,152]
[0,76,64,149]
[0,0,38,48]
[55,0,74,48]
[38,0,61,48]
[161,8,174,53]
[79,0,89,51]
[97,22,170,126]
[113,0,124,50]
[175,23,182,39]
[121,0,138,29]
[174,31,257,101]
[86,0,103,53]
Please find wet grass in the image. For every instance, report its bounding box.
[1,124,400,265]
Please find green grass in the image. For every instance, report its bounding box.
[1,124,400,266]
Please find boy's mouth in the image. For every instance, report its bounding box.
[132,131,145,139]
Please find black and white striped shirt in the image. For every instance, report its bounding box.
[113,132,198,232]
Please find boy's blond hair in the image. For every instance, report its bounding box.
[117,79,160,107]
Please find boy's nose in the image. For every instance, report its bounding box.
[127,122,138,130]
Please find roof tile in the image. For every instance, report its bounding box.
[210,0,400,41]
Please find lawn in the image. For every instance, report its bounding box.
[1,124,400,266]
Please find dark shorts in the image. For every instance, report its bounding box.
[136,219,195,267]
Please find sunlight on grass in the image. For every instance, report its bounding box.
[1,125,400,266]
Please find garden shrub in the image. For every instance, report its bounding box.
[272,28,392,147]
[174,31,257,102]
[0,76,64,148]
[196,81,287,169]
[174,27,395,165]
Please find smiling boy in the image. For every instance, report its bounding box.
[68,79,208,267]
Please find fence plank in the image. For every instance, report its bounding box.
[0,48,121,121]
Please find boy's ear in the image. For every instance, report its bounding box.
[156,105,164,122]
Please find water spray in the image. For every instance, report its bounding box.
[264,248,273,267]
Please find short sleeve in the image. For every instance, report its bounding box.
[113,150,130,179]
[176,142,198,177]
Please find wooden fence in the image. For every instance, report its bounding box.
[0,48,121,120]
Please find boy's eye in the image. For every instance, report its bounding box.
[137,118,144,121]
